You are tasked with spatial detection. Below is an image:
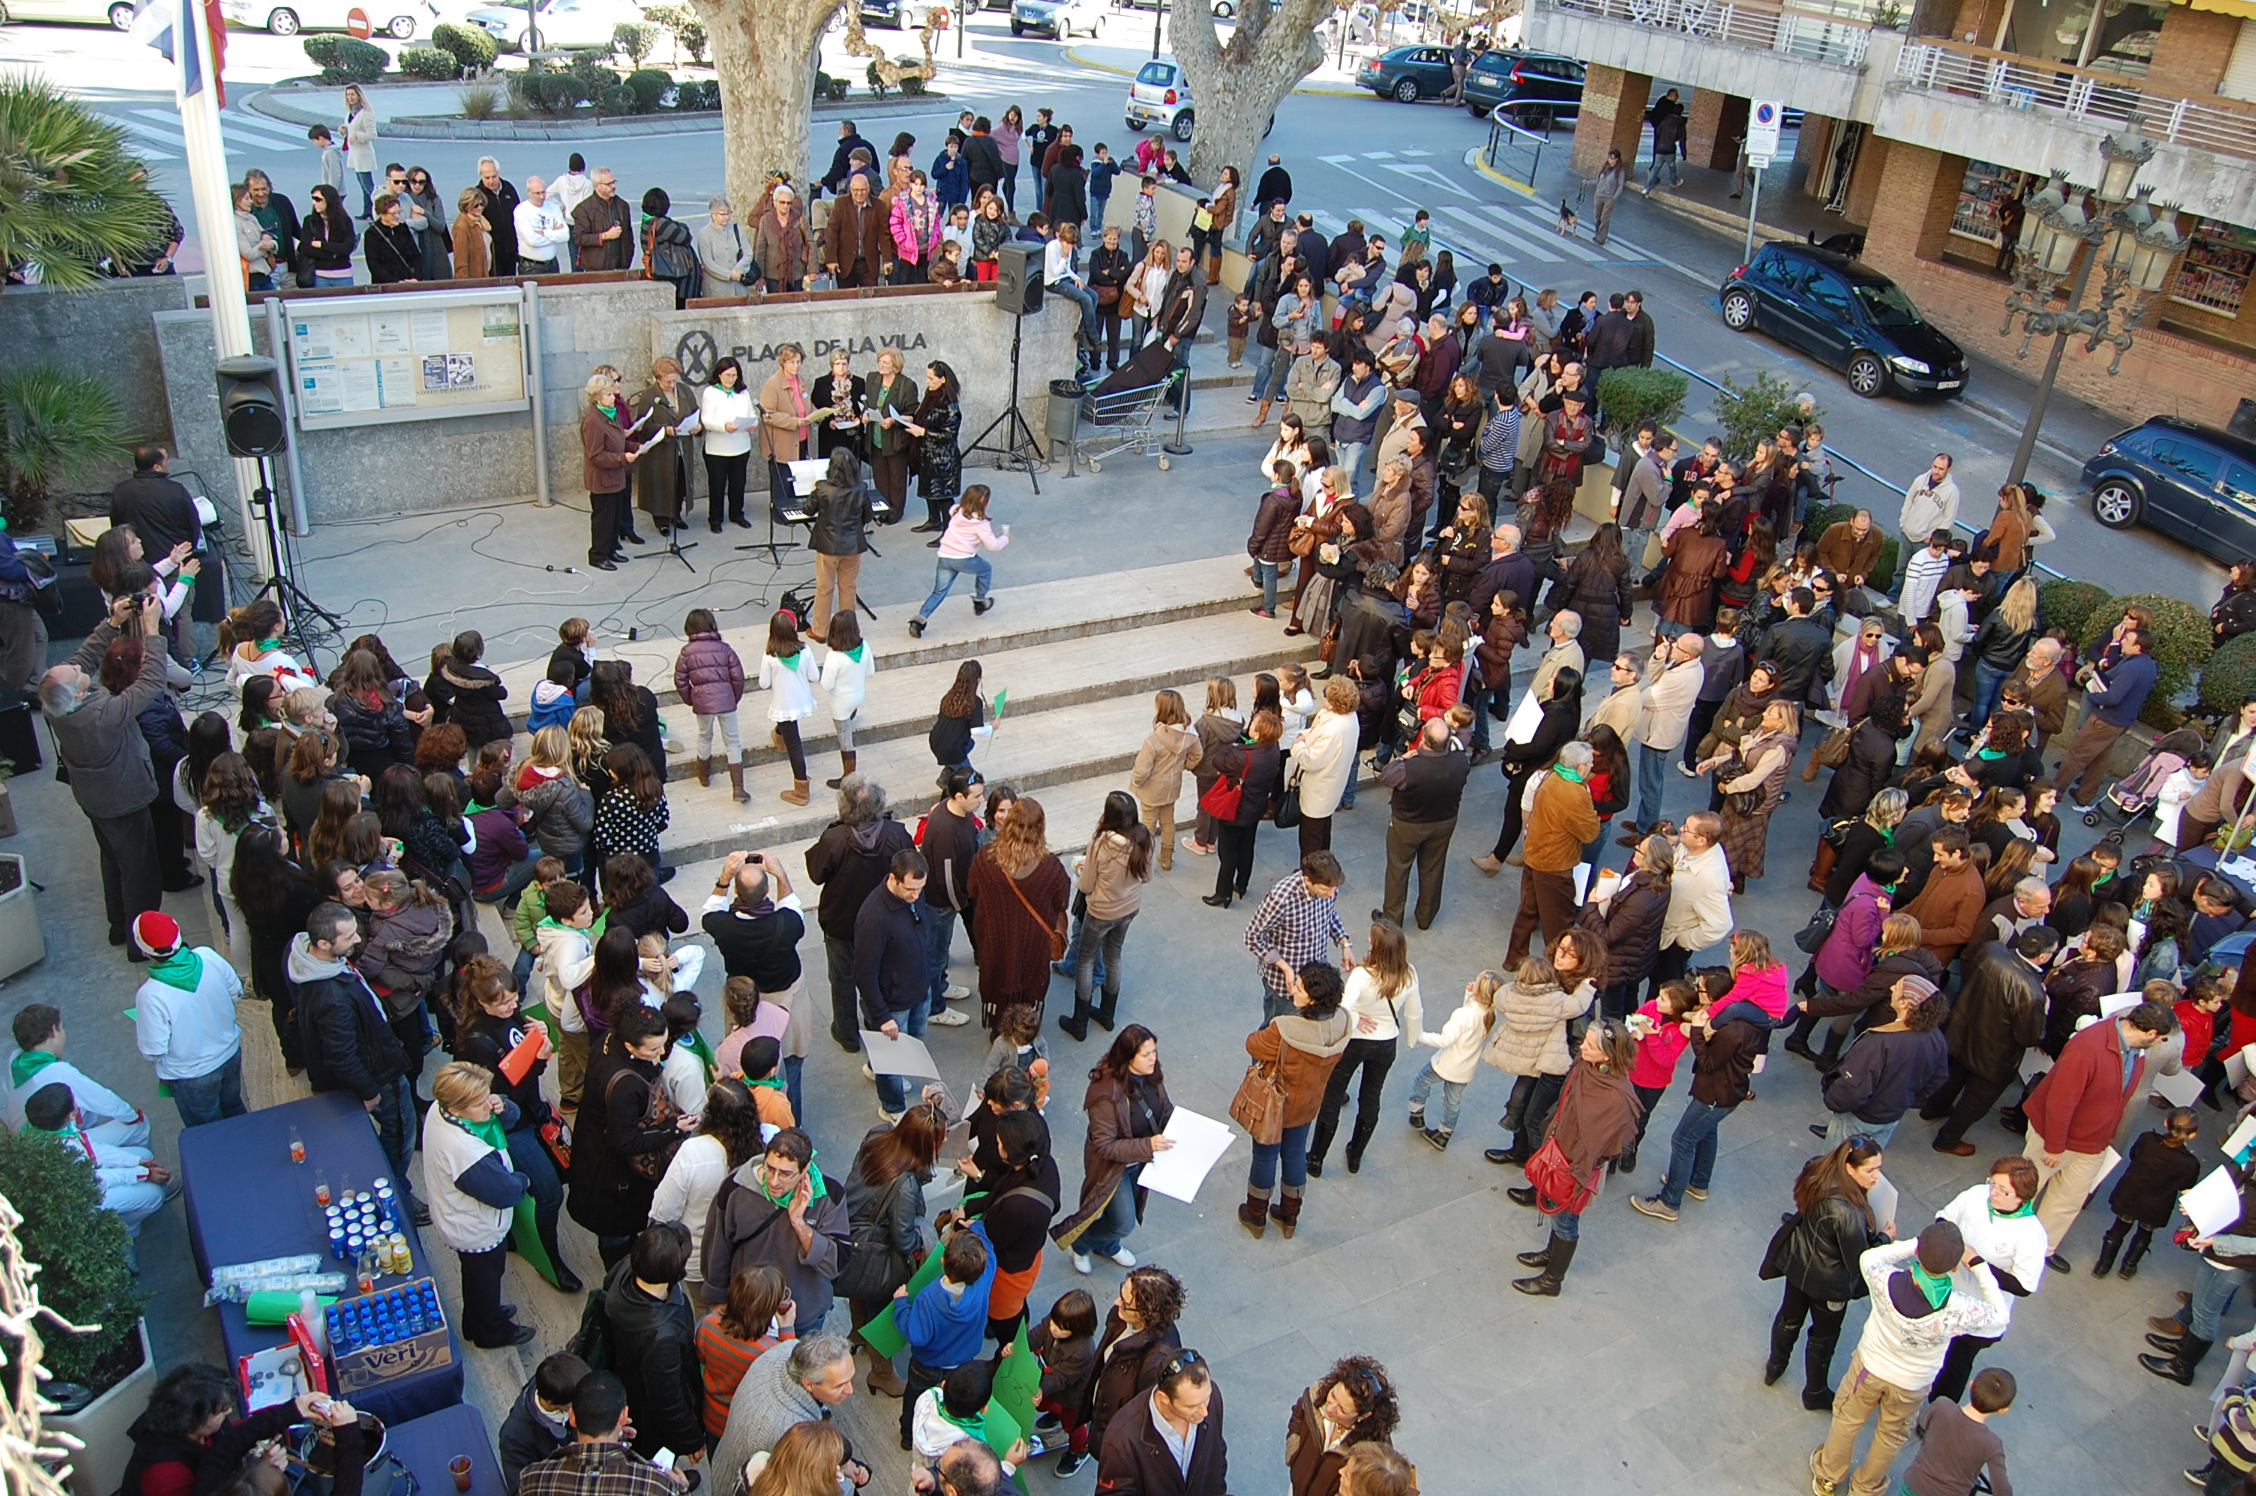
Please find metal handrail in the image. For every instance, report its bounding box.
[1541,0,1875,67]
[1892,39,2256,164]
[1484,115,1551,180]
[1653,350,2073,584]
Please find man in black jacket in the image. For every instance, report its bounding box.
[1467,523,1536,620]
[289,901,426,1221]
[962,117,1006,203]
[499,1353,592,1496]
[1097,1355,1228,1496]
[822,120,878,197]
[919,768,982,1024]
[854,848,930,1118]
[242,169,303,277]
[805,776,915,1052]
[1381,719,1472,930]
[1253,153,1291,211]
[1155,244,1208,416]
[603,1223,704,1463]
[1244,199,1290,267]
[1754,586,1832,709]
[1919,925,2054,1155]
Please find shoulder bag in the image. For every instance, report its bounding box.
[1792,904,1839,955]
[604,1068,683,1182]
[1758,1211,1801,1280]
[1227,1054,1286,1145]
[1199,766,1245,823]
[1004,861,1069,962]
[1272,766,1303,829]
[832,1171,913,1302]
[1287,519,1320,558]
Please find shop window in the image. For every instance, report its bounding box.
[2172,218,2256,318]
[1952,160,2031,246]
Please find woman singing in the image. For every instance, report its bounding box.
[903,360,963,534]
[699,357,755,534]
[757,343,815,532]
[630,357,693,536]
[863,348,917,524]
[580,369,651,571]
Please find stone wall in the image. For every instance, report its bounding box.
[0,276,194,487]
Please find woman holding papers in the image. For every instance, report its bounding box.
[1933,1154,2048,1402]
[1053,1024,1175,1276]
[630,357,696,536]
[451,954,582,1293]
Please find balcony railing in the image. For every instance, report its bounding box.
[1893,38,2256,164]
[1542,0,1877,68]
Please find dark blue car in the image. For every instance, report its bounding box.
[1719,243,1967,400]
[1358,45,1458,102]
[2084,416,2256,562]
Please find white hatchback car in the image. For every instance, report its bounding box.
[222,0,439,36]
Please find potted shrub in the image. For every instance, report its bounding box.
[0,1128,148,1496]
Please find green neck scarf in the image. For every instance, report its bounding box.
[147,946,204,994]
[8,1049,56,1091]
[940,1406,993,1447]
[255,638,284,653]
[757,1153,829,1207]
[451,1106,508,1153]
[596,402,618,420]
[1909,1261,1954,1310]
[1989,1197,2035,1221]
[844,643,867,663]
[746,1073,786,1092]
[1553,764,1587,785]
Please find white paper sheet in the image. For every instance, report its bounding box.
[2184,1165,2244,1237]
[859,1029,940,1077]
[1868,1172,1900,1237]
[2099,991,2142,1019]
[673,407,702,437]
[2152,1067,2208,1108]
[1572,862,1594,904]
[2225,1114,2256,1164]
[1137,1107,1236,1204]
[2084,1147,2123,1203]
[1503,690,1543,745]
[2231,1045,2256,1089]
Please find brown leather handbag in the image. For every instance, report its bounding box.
[1228,1057,1286,1145]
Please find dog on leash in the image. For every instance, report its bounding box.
[1556,198,1579,237]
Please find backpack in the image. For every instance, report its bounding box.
[568,1281,613,1369]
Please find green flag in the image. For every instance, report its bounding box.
[992,688,1009,722]
[993,1321,1040,1464]
[857,1246,949,1360]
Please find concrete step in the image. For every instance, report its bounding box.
[488,553,1263,726]
[646,605,1313,774]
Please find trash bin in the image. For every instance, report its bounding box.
[1046,378,1082,448]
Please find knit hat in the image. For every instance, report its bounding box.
[132,911,183,959]
[1895,974,1939,1003]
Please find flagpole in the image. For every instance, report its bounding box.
[174,0,271,572]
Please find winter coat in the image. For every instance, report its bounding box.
[1778,1192,1886,1302]
[2024,1015,2144,1156]
[1052,1071,1173,1249]
[601,1262,703,1459]
[1580,869,1668,989]
[1819,717,1903,821]
[500,770,593,860]
[427,662,511,750]
[1248,484,1299,566]
[357,899,454,1016]
[1943,944,2046,1084]
[1482,972,1591,1077]
[2111,1129,2205,1227]
[810,472,878,558]
[1246,1009,1353,1128]
[1129,726,1201,808]
[672,633,747,717]
[1814,875,1893,992]
[1076,1315,1183,1460]
[1546,548,1632,665]
[2040,956,2117,1059]
[568,1038,677,1237]
[329,689,412,777]
[1824,1025,1949,1124]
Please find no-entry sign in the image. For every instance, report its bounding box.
[345,7,372,37]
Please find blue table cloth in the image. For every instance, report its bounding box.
[386,1405,505,1496]
[178,1091,464,1423]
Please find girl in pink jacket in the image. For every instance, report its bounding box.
[908,484,1010,638]
[1620,980,1697,1173]
[889,174,942,281]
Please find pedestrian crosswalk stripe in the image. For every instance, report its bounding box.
[1472,203,1602,263]
[107,116,180,161]
[1361,151,1394,159]
[1438,204,1561,263]
[1309,210,1348,236]
[1319,154,1358,164]
[1500,201,1660,263]
[223,113,323,152]
[1400,148,1433,157]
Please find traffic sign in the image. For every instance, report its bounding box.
[344,7,371,36]
[1748,99,1782,160]
[1748,154,1773,171]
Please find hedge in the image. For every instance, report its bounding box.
[431,20,496,72]
[623,67,670,113]
[2203,632,2256,718]
[400,45,457,80]
[2079,592,2212,727]
[2037,579,2111,651]
[304,34,387,81]
[507,70,588,114]
[1594,367,1688,442]
[597,83,637,115]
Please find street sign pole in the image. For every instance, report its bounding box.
[1744,163,1764,261]
[1742,100,1782,264]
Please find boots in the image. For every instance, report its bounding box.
[2095,1219,2129,1277]
[1251,397,1272,428]
[2120,1227,2154,1279]
[1511,1233,1576,1295]
[826,750,858,790]
[1515,1244,1551,1268]
[1781,1008,1823,1061]
[1057,1003,1090,1044]
[1091,992,1118,1033]
[862,1346,907,1397]
[537,1217,583,1295]
[1615,1145,1639,1174]
[2143,1335,2215,1385]
[1343,1112,1377,1174]
[726,760,751,804]
[693,756,712,789]
[1763,1309,1798,1386]
[1273,1185,1303,1240]
[781,778,811,806]
[1238,1190,1270,1238]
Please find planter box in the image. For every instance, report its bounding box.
[48,1320,153,1496]
[0,853,42,979]
[0,782,17,838]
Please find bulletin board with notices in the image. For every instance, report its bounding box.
[284,288,529,430]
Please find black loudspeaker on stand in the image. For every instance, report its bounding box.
[216,355,342,656]
[966,245,1047,494]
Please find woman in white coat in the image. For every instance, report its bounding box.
[818,610,876,790]
[1932,1154,2048,1403]
[699,356,758,534]
[648,1078,768,1306]
[1288,677,1362,856]
[342,84,378,220]
[423,1061,534,1348]
[1408,969,1500,1148]
[1309,918,1422,1176]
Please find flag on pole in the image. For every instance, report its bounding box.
[136,0,229,105]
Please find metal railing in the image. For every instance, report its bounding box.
[1541,0,1876,67]
[1485,114,1553,183]
[1893,39,2256,165]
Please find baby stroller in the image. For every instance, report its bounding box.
[2084,726,2205,836]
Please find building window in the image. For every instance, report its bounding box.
[1951,160,2031,245]
[2172,218,2256,317]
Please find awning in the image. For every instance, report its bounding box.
[2179,0,2256,21]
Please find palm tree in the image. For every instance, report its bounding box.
[0,366,132,532]
[0,71,174,291]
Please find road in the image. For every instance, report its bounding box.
[13,2,2213,606]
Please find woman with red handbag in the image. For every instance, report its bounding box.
[1504,1018,1645,1296]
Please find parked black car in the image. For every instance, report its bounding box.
[1358,44,1458,102]
[2084,416,2256,561]
[1460,48,1584,129]
[1718,243,1967,400]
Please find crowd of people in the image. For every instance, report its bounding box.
[42,118,2256,1496]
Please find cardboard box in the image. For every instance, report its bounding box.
[328,1283,454,1394]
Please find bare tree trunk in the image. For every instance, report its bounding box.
[695,0,841,213]
[1170,0,1332,189]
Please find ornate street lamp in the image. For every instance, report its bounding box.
[1999,116,2190,484]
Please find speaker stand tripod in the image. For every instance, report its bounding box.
[964,310,1045,494]
[248,455,341,658]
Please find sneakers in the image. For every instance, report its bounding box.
[1107,1247,1136,1267]
[908,618,927,638]
[861,1062,876,1080]
[1180,835,1214,857]
[877,1108,903,1124]
[1055,1452,1089,1477]
[973,598,994,616]
[1676,762,1699,778]
[929,1005,972,1027]
[1684,1187,1709,1201]
[944,983,970,1001]
[1629,1194,1679,1222]
[1809,1451,1838,1496]
[1072,1252,1094,1275]
[1422,1128,1451,1150]
[1034,1412,1063,1435]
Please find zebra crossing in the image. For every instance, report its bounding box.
[1304,197,1660,284]
[100,102,319,165]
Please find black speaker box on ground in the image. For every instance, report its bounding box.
[994,243,1043,315]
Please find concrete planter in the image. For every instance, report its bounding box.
[0,852,41,980]
[47,1320,153,1496]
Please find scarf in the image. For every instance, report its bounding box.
[940,1405,994,1448]
[1909,1261,1953,1310]
[8,1049,56,1091]
[756,1152,829,1206]
[596,402,618,420]
[746,1072,786,1093]
[1989,1196,2035,1221]
[147,946,205,994]
[1553,763,1587,785]
[451,1105,509,1153]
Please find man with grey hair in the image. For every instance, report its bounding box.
[700,849,809,1113]
[694,196,754,293]
[572,166,634,273]
[1469,521,1534,619]
[1528,608,1584,705]
[804,774,912,1053]
[43,595,168,959]
[2004,634,2068,745]
[933,1440,1004,1496]
[1504,737,1599,966]
[512,176,567,275]
[712,1331,858,1488]
[473,155,520,272]
[1380,716,1471,930]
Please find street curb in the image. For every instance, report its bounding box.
[1464,143,1535,199]
[242,81,940,140]
[1063,44,1369,95]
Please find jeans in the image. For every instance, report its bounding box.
[1465,685,1498,753]
[1657,1098,1735,1208]
[923,905,960,1009]
[1408,1060,1464,1132]
[1968,659,2009,733]
[1551,1207,1584,1242]
[1335,441,1369,481]
[2192,1257,2248,1340]
[475,850,543,907]
[1247,343,1275,395]
[874,996,931,1113]
[1258,348,1295,404]
[783,1053,805,1122]
[1253,559,1283,613]
[1248,1120,1313,1191]
[169,1051,246,1128]
[1075,911,1134,1018]
[370,1073,421,1204]
[919,553,993,619]
[1050,279,1099,343]
[355,169,375,217]
[1634,741,1672,832]
[695,710,743,761]
[1079,1162,1142,1258]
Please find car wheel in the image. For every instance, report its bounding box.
[1392,77,1421,102]
[2092,477,2143,530]
[387,13,414,36]
[108,0,135,24]
[1720,288,1756,331]
[1010,19,1021,30]
[1846,351,1886,399]
[1125,116,1140,133]
[1466,102,1491,118]
[266,7,298,31]
[1214,0,1232,13]
[1172,109,1194,142]
[1519,103,1552,132]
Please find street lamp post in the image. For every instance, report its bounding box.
[1998,117,2189,485]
